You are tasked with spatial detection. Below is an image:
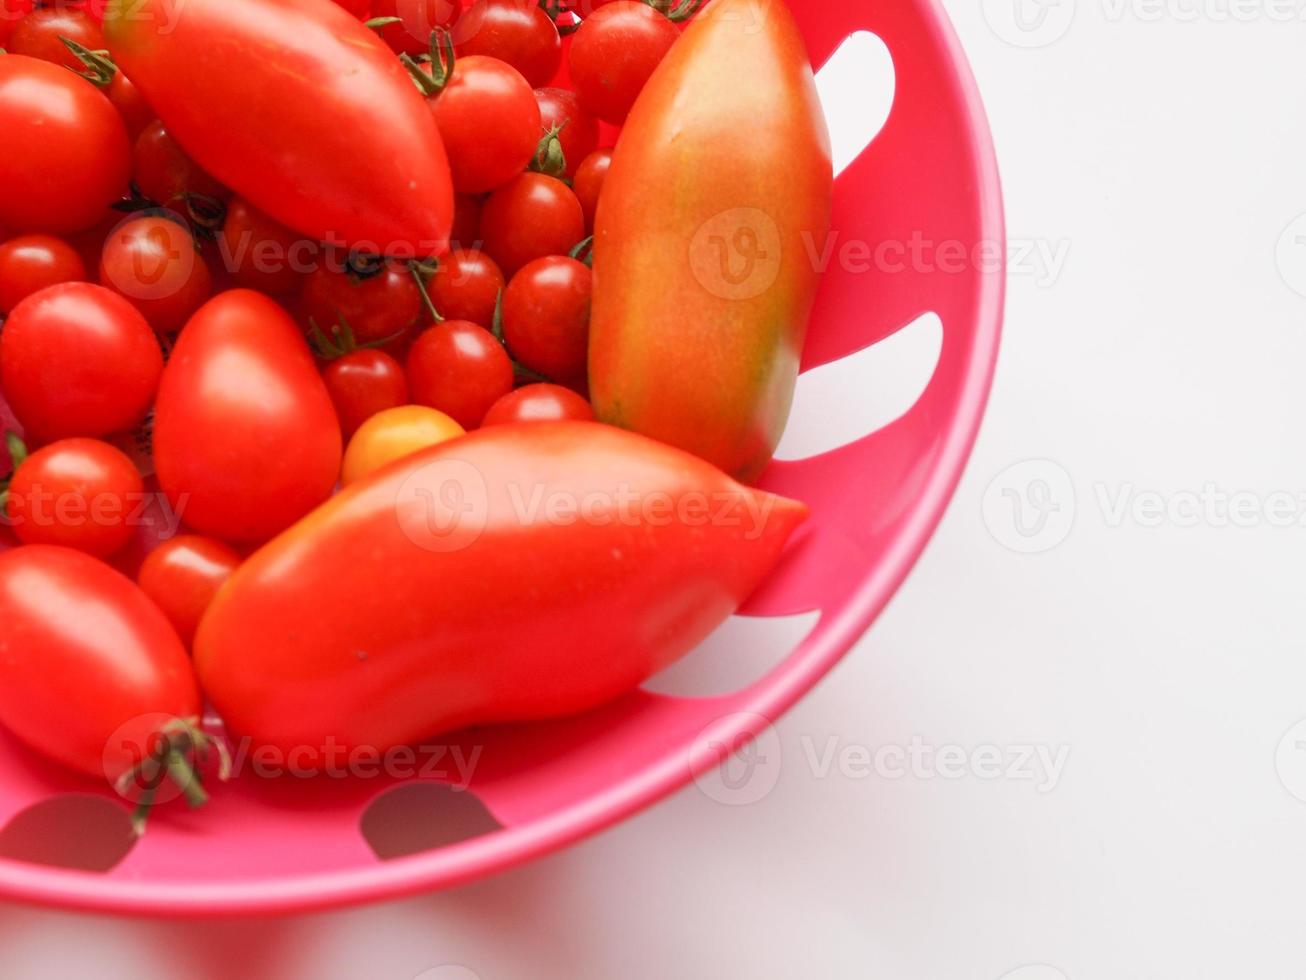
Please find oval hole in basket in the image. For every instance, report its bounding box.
[776,312,941,462]
[815,30,896,177]
[0,794,135,872]
[361,782,502,861]
[642,611,820,698]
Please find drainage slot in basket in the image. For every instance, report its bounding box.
[0,795,136,873]
[361,782,502,861]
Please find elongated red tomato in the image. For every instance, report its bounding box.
[153,290,343,543]
[194,421,807,754]
[103,0,453,256]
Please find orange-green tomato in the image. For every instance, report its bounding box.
[340,405,465,485]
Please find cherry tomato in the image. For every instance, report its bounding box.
[299,256,422,347]
[133,120,230,215]
[340,404,464,485]
[570,1,678,124]
[0,235,87,314]
[323,348,410,437]
[0,0,36,48]
[1,283,162,442]
[479,173,585,276]
[429,248,504,326]
[573,148,612,231]
[137,534,242,648]
[0,56,131,235]
[9,7,104,71]
[373,0,460,56]
[450,193,484,249]
[501,255,592,386]
[406,320,513,429]
[456,0,561,88]
[534,87,599,179]
[6,437,144,558]
[99,215,213,334]
[218,197,310,295]
[483,383,595,425]
[106,71,155,141]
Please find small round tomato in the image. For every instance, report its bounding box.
[0,0,35,49]
[373,0,460,56]
[0,235,87,314]
[133,120,230,216]
[1,283,162,442]
[9,7,104,71]
[479,173,585,276]
[299,256,423,347]
[406,320,513,429]
[573,148,612,231]
[341,404,465,485]
[570,1,678,124]
[482,383,595,425]
[6,437,144,558]
[430,248,504,326]
[219,197,310,295]
[137,534,242,648]
[323,348,410,437]
[502,255,591,386]
[107,71,155,142]
[456,0,561,88]
[450,193,484,249]
[534,87,599,179]
[99,215,212,334]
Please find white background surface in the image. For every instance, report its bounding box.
[5,2,1306,977]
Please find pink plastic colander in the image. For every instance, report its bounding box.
[0,0,1003,915]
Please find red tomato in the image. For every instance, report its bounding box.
[456,0,561,88]
[502,255,592,386]
[429,248,504,326]
[153,290,343,543]
[132,121,230,215]
[569,1,678,124]
[329,0,370,15]
[450,193,484,249]
[1,283,162,442]
[573,148,612,231]
[299,257,423,347]
[0,235,87,314]
[99,216,213,335]
[406,320,513,429]
[323,348,410,437]
[217,198,310,295]
[6,437,144,558]
[0,56,131,235]
[479,173,585,276]
[0,0,36,48]
[482,383,595,425]
[8,7,104,71]
[107,71,155,141]
[372,0,460,56]
[137,534,242,648]
[533,87,599,179]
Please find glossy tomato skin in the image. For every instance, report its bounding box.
[372,0,460,56]
[340,404,464,485]
[104,0,453,255]
[153,290,343,543]
[456,0,561,88]
[1,283,162,443]
[406,320,513,429]
[502,255,591,386]
[323,349,410,437]
[0,235,87,314]
[572,148,612,232]
[137,534,241,648]
[217,198,309,295]
[429,248,504,325]
[482,383,595,425]
[99,216,213,334]
[533,87,599,179]
[479,173,585,276]
[9,6,104,70]
[7,438,144,558]
[132,121,229,212]
[0,56,131,235]
[569,1,678,124]
[299,259,422,347]
[194,422,808,755]
[0,544,200,781]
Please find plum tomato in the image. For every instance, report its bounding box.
[340,404,464,485]
[372,0,460,56]
[573,148,612,231]
[218,197,310,295]
[429,248,504,326]
[9,6,104,71]
[406,320,513,429]
[482,383,595,425]
[456,0,561,88]
[502,255,592,387]
[479,173,585,276]
[533,87,599,180]
[323,348,410,437]
[4,436,144,558]
[137,534,242,648]
[299,255,423,348]
[132,120,230,218]
[99,215,213,334]
[569,1,679,124]
[0,235,87,314]
[1,283,162,443]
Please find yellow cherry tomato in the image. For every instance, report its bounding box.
[341,405,465,486]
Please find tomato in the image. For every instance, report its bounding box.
[299,256,423,348]
[132,121,230,216]
[99,216,213,335]
[194,422,808,755]
[569,1,678,124]
[482,383,595,425]
[0,0,35,48]
[429,248,504,326]
[217,198,310,295]
[406,320,513,429]
[104,0,453,256]
[153,290,343,543]
[573,148,612,232]
[107,72,154,141]
[329,0,370,15]
[137,534,241,648]
[591,0,831,481]
[456,0,561,89]
[533,88,599,179]
[0,56,131,235]
[0,235,87,315]
[1,283,162,443]
[5,437,144,558]
[502,255,591,387]
[9,7,104,71]
[479,173,585,276]
[450,193,484,249]
[340,404,464,485]
[323,349,410,437]
[372,0,460,56]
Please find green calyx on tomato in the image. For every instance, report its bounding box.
[307,313,405,361]
[401,28,457,98]
[407,257,445,323]
[0,431,28,514]
[530,123,569,179]
[116,716,232,836]
[59,35,118,88]
[647,0,703,23]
